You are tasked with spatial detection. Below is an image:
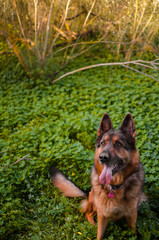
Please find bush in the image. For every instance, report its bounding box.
[0,0,159,78]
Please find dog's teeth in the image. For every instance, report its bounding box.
[114,164,118,168]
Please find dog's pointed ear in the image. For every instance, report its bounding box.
[97,113,113,137]
[119,113,136,138]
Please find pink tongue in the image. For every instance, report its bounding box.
[99,165,112,185]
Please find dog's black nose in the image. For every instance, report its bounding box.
[99,152,110,163]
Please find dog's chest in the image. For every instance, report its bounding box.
[106,204,124,220]
[91,167,126,220]
[94,189,125,220]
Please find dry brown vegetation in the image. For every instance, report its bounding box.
[0,0,159,76]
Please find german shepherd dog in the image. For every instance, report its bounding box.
[50,113,147,239]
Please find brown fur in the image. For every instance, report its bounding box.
[50,113,147,240]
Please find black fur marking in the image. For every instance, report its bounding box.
[112,159,124,175]
[111,183,123,190]
[49,165,63,178]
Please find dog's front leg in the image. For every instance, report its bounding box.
[125,208,137,234]
[97,213,108,240]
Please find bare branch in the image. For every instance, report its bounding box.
[6,36,29,72]
[52,39,142,57]
[66,11,86,20]
[67,26,111,61]
[122,65,159,81]
[34,0,41,59]
[49,0,71,54]
[67,0,96,62]
[12,0,26,39]
[152,58,159,63]
[133,62,159,70]
[51,59,159,84]
[1,154,31,170]
[13,154,31,165]
[137,1,157,40]
[42,0,55,59]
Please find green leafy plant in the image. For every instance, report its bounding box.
[0,48,159,239]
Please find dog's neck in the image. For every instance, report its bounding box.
[109,183,123,190]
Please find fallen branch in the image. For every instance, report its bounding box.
[1,154,31,170]
[66,11,86,20]
[13,154,31,165]
[122,65,158,81]
[51,59,159,84]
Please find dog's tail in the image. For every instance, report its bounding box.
[49,166,87,198]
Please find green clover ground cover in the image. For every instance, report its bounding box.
[0,53,159,240]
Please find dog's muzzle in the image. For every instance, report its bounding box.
[99,152,124,175]
[99,151,111,164]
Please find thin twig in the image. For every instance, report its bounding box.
[42,0,55,59]
[12,0,26,39]
[13,154,31,165]
[1,154,31,170]
[152,58,159,63]
[51,60,159,84]
[137,1,157,40]
[133,62,159,70]
[52,39,142,57]
[34,0,41,59]
[66,11,86,20]
[122,65,158,81]
[125,1,147,60]
[67,0,96,62]
[49,0,71,54]
[67,27,111,60]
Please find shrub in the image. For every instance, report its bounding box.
[0,0,159,78]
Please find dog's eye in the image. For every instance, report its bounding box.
[115,141,122,148]
[101,140,105,146]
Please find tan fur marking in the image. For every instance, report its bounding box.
[112,135,119,144]
[52,174,86,197]
[82,189,96,225]
[103,134,109,144]
[94,148,104,176]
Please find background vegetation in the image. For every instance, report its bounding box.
[0,0,159,79]
[0,0,159,239]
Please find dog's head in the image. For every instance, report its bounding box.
[95,113,137,185]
